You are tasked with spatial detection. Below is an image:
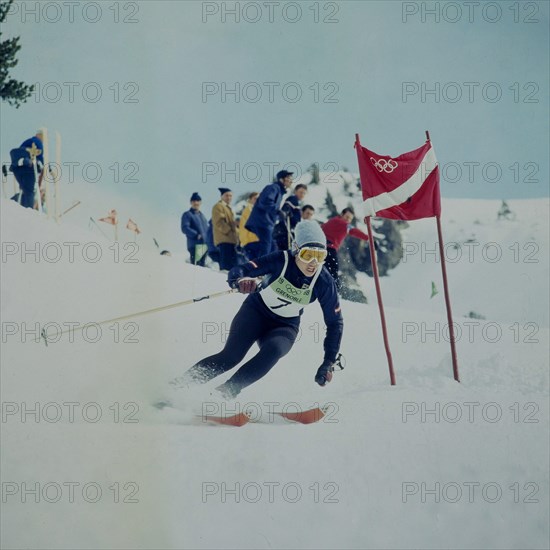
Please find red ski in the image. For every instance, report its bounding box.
[275,407,326,424]
[155,401,330,427]
[198,406,327,426]
[196,410,251,427]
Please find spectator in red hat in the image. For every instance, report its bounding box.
[321,207,370,290]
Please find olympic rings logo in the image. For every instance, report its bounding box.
[371,157,398,173]
[284,284,300,295]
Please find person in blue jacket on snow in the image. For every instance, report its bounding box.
[245,169,294,257]
[174,220,344,399]
[181,192,209,266]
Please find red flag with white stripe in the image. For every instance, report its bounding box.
[356,140,441,220]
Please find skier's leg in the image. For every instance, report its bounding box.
[172,302,266,387]
[221,325,298,394]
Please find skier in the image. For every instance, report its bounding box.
[174,220,343,399]
[181,192,209,266]
[321,207,370,290]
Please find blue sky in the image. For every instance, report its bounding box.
[1,0,548,215]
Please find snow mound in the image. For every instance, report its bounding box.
[1,197,548,549]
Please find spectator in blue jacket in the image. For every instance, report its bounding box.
[284,184,308,228]
[181,192,209,266]
[10,129,45,209]
[206,219,220,266]
[276,183,308,250]
[245,169,293,257]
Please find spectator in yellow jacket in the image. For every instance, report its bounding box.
[212,187,239,270]
[239,192,260,260]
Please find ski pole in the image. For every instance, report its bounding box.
[286,215,291,249]
[59,200,81,218]
[1,165,7,198]
[89,217,109,239]
[40,288,238,346]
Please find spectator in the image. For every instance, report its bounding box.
[321,207,370,290]
[245,169,293,257]
[10,129,44,209]
[301,204,315,220]
[212,187,239,270]
[206,219,220,266]
[181,192,209,266]
[283,183,308,228]
[239,192,261,260]
[276,183,308,250]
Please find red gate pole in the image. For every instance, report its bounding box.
[436,215,460,382]
[426,131,459,382]
[356,133,396,385]
[365,215,396,385]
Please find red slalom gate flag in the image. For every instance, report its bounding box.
[126,218,141,234]
[356,140,441,220]
[99,209,118,225]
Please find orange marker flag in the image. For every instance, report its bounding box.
[126,218,141,234]
[99,209,118,225]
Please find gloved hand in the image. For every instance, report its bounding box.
[315,361,334,387]
[237,277,258,294]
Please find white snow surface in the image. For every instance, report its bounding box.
[1,194,548,549]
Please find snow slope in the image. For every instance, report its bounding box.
[1,197,548,549]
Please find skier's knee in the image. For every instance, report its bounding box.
[261,340,293,359]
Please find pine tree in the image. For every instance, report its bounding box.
[308,163,320,184]
[0,0,34,108]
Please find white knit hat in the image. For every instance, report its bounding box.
[294,220,326,249]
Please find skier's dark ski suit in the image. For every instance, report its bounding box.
[182,250,343,397]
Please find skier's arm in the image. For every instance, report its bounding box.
[227,252,284,288]
[316,274,344,364]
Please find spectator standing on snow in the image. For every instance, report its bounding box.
[245,170,293,257]
[212,187,239,270]
[321,207,370,290]
[181,192,209,266]
[239,192,261,260]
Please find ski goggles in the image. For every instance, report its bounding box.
[297,246,328,264]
